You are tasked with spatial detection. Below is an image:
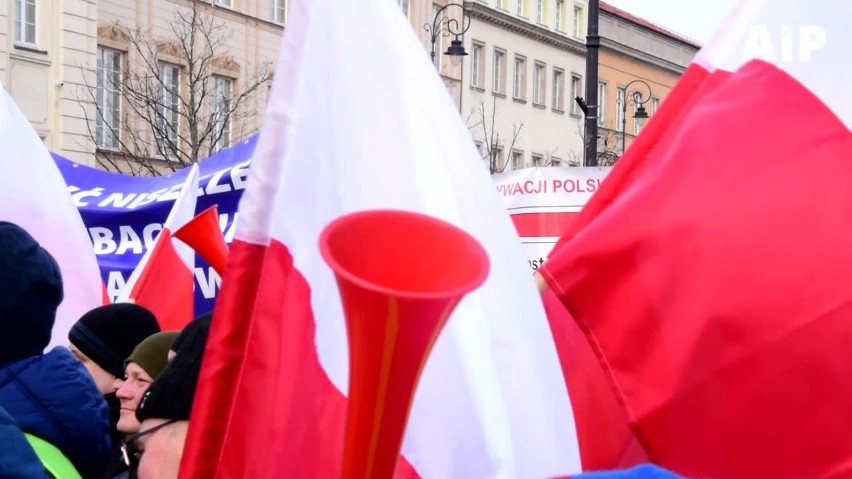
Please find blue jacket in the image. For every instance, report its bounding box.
[0,404,50,478]
[0,347,111,479]
[572,465,685,479]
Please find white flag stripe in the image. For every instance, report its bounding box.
[0,86,102,349]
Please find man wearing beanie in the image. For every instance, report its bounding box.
[124,316,210,479]
[69,304,160,479]
[0,222,110,479]
[115,332,179,436]
[69,303,161,395]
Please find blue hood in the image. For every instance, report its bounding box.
[0,347,111,479]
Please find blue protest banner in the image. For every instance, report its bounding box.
[53,136,256,317]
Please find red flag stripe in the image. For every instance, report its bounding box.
[510,212,578,238]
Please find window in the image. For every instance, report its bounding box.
[532,153,543,167]
[533,62,545,105]
[569,74,581,115]
[471,42,485,88]
[652,96,660,114]
[555,0,565,31]
[551,157,562,167]
[616,87,626,132]
[212,0,232,6]
[598,81,607,125]
[493,49,506,94]
[397,0,409,17]
[496,0,507,9]
[96,47,122,150]
[14,0,37,46]
[573,5,583,38]
[536,0,544,23]
[553,69,565,111]
[212,76,233,153]
[511,150,524,169]
[516,0,525,16]
[632,91,643,135]
[513,56,526,100]
[156,63,180,159]
[274,0,288,23]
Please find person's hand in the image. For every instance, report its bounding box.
[534,271,549,294]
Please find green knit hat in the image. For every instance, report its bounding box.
[124,331,180,379]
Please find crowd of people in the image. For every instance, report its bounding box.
[0,221,210,479]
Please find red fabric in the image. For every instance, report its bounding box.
[173,206,230,275]
[180,239,421,478]
[540,59,852,478]
[511,212,578,237]
[129,228,194,330]
[543,290,647,470]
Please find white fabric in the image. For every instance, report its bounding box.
[696,0,852,128]
[119,164,199,300]
[235,0,581,477]
[0,86,103,349]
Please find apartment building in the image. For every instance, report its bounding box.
[460,0,588,170]
[597,1,700,163]
[0,0,98,164]
[1,0,285,169]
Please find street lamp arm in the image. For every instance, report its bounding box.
[424,3,471,52]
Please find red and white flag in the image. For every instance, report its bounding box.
[0,86,102,348]
[181,0,581,477]
[540,0,852,477]
[119,164,199,330]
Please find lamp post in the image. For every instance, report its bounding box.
[424,3,471,67]
[583,0,600,167]
[618,79,652,155]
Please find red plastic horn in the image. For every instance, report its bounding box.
[319,209,490,479]
[173,205,230,275]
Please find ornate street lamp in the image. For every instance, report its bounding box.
[617,79,652,155]
[424,3,471,67]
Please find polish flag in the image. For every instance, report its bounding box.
[539,0,852,477]
[0,85,102,348]
[119,164,199,331]
[180,0,580,477]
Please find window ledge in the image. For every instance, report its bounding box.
[552,108,565,114]
[513,97,527,104]
[492,91,507,99]
[470,85,485,92]
[569,112,583,119]
[14,43,47,55]
[532,102,546,109]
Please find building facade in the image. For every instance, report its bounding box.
[1,0,285,170]
[1,0,98,164]
[597,1,700,163]
[459,0,589,171]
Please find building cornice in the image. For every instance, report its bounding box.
[600,37,689,75]
[463,2,587,57]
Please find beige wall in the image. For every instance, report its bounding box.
[460,0,588,170]
[0,0,98,165]
[97,0,283,169]
[598,8,699,157]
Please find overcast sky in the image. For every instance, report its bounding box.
[603,0,740,44]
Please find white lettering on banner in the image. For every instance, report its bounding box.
[68,186,104,206]
[116,225,144,255]
[90,227,117,255]
[205,169,233,195]
[89,223,164,256]
[230,161,250,190]
[98,192,138,208]
[157,183,185,203]
[134,187,170,208]
[106,270,128,302]
[195,267,222,299]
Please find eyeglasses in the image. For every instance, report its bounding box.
[121,419,179,475]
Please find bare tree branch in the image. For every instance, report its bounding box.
[75,1,273,175]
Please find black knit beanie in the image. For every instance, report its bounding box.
[136,314,211,423]
[170,312,212,355]
[69,303,161,378]
[0,222,63,363]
